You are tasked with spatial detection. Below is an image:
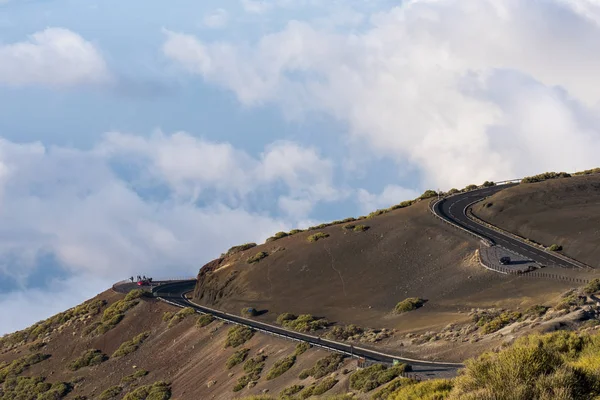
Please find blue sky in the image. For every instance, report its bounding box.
[1,0,600,334]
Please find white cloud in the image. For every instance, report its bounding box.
[241,0,271,14]
[163,0,600,188]
[203,8,229,28]
[356,185,420,214]
[0,28,110,87]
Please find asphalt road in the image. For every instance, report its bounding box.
[152,280,462,376]
[433,184,582,269]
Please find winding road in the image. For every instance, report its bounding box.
[148,183,587,376]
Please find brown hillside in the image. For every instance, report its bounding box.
[193,200,580,361]
[472,174,600,268]
[0,290,361,400]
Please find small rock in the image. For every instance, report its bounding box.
[207,380,217,388]
[262,389,269,394]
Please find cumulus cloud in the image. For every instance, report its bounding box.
[163,0,600,188]
[356,185,421,214]
[203,8,229,28]
[0,132,341,334]
[0,28,111,87]
[241,0,271,14]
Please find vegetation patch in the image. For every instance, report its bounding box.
[113,331,151,358]
[68,349,108,371]
[584,278,600,295]
[266,232,289,242]
[391,379,453,400]
[419,190,438,199]
[288,229,303,235]
[196,314,215,328]
[121,369,149,385]
[294,342,311,356]
[266,355,296,380]
[241,307,258,317]
[557,290,587,311]
[394,298,426,314]
[122,380,171,400]
[480,311,522,334]
[90,296,140,336]
[232,375,253,392]
[326,324,364,341]
[573,167,600,176]
[226,348,250,369]
[525,305,549,317]
[368,209,389,218]
[349,364,408,392]
[298,376,338,398]
[226,243,257,256]
[464,184,478,191]
[307,232,329,242]
[99,385,123,400]
[247,251,269,264]
[521,171,571,184]
[299,354,344,379]
[370,377,418,400]
[277,313,329,332]
[280,384,304,397]
[0,376,70,400]
[389,200,415,210]
[353,224,369,232]
[225,326,255,348]
[0,353,51,383]
[547,243,563,251]
[244,354,267,378]
[165,307,196,328]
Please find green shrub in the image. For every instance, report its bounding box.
[243,354,267,379]
[299,353,344,379]
[482,181,495,187]
[233,375,253,392]
[162,312,174,322]
[350,364,408,392]
[28,341,46,352]
[113,331,151,358]
[573,167,600,176]
[353,225,369,232]
[548,243,563,251]
[0,376,70,399]
[166,307,196,328]
[226,243,257,256]
[99,385,122,400]
[368,209,389,218]
[294,342,311,356]
[226,349,250,369]
[241,307,258,317]
[288,229,303,235]
[521,171,571,184]
[394,298,426,314]
[480,312,522,334]
[124,289,146,301]
[584,279,600,295]
[277,313,297,325]
[463,184,478,191]
[391,379,453,400]
[90,298,140,336]
[343,224,356,230]
[389,200,415,210]
[299,376,338,398]
[525,305,549,317]
[557,293,586,310]
[121,369,149,384]
[307,232,329,242]
[419,190,438,199]
[196,314,215,328]
[266,232,289,242]
[280,314,328,332]
[225,326,255,348]
[266,355,296,380]
[247,251,269,264]
[68,349,107,371]
[280,384,304,397]
[122,380,171,400]
[326,324,363,341]
[370,377,418,400]
[447,188,460,195]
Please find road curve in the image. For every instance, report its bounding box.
[152,280,462,377]
[432,184,582,269]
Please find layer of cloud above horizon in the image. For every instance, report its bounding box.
[1,0,600,334]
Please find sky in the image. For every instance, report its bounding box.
[1,0,600,335]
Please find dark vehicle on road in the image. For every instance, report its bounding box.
[500,256,511,265]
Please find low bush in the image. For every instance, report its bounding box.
[368,209,389,218]
[447,188,460,195]
[353,225,369,232]
[299,354,344,379]
[226,243,257,256]
[480,311,522,334]
[232,375,252,392]
[266,355,296,380]
[584,278,600,295]
[280,384,304,397]
[113,331,151,358]
[419,190,438,199]
[370,377,418,400]
[0,353,51,383]
[299,376,338,398]
[521,171,571,184]
[343,224,356,230]
[573,167,600,176]
[394,298,426,314]
[279,314,328,332]
[68,349,107,371]
[548,243,563,251]
[326,324,363,341]
[0,376,71,400]
[225,326,255,348]
[307,232,329,242]
[525,305,549,317]
[166,307,196,328]
[482,181,495,187]
[241,308,258,317]
[294,342,311,356]
[121,369,149,384]
[90,297,140,336]
[162,312,174,322]
[389,200,415,210]
[247,251,268,264]
[122,380,171,400]
[244,354,267,379]
[196,314,215,328]
[556,293,586,310]
[99,385,122,400]
[124,289,146,301]
[266,231,289,242]
[226,349,250,369]
[288,229,303,235]
[350,364,408,392]
[392,379,453,400]
[464,184,478,191]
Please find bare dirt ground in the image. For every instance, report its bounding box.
[0,290,361,400]
[472,174,600,268]
[193,200,586,362]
